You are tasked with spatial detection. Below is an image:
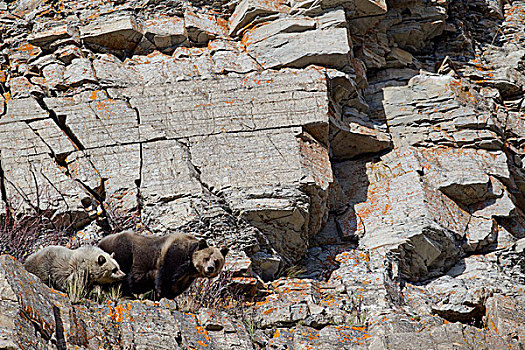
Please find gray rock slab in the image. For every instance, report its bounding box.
[140,139,202,203]
[370,321,515,350]
[113,67,330,140]
[81,15,143,52]
[383,73,503,150]
[485,294,525,344]
[45,90,139,149]
[143,16,187,50]
[334,147,479,280]
[26,118,78,156]
[66,145,141,212]
[290,0,387,17]
[120,50,214,85]
[63,58,97,87]
[242,17,316,46]
[211,46,260,74]
[3,97,47,124]
[245,9,351,70]
[228,0,288,37]
[184,10,228,44]
[92,53,139,87]
[42,62,66,89]
[411,252,525,327]
[329,116,391,160]
[387,5,447,51]
[111,300,182,349]
[0,121,90,223]
[55,45,83,65]
[190,127,304,191]
[8,76,43,98]
[28,23,79,49]
[0,255,64,348]
[413,147,510,205]
[190,127,332,260]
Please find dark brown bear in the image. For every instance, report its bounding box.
[98,231,228,298]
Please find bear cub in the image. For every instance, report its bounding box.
[24,246,126,292]
[98,231,228,299]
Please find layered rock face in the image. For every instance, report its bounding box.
[0,0,525,348]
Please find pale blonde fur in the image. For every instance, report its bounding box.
[24,246,125,292]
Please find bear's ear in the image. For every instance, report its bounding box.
[110,252,115,258]
[98,255,107,266]
[220,246,229,257]
[198,238,208,250]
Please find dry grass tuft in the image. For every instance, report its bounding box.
[65,271,89,304]
[89,284,123,304]
[175,271,251,313]
[0,204,75,261]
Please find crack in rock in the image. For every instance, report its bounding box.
[33,96,86,151]
[0,97,6,119]
[52,305,67,350]
[124,95,144,218]
[135,141,144,219]
[23,119,108,226]
[0,150,7,205]
[178,138,236,217]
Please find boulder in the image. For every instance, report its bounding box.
[333,146,520,281]
[244,9,351,70]
[485,294,525,344]
[228,0,288,37]
[28,24,79,50]
[184,10,228,44]
[383,73,502,150]
[143,16,187,51]
[290,0,387,17]
[7,76,43,98]
[63,58,97,87]
[81,15,143,53]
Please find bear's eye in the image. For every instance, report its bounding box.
[204,257,210,262]
[215,260,219,268]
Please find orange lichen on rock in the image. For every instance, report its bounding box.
[108,303,133,323]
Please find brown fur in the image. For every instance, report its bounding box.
[98,231,228,298]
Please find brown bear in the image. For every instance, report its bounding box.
[98,231,228,299]
[24,245,126,292]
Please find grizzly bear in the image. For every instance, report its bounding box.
[24,245,126,292]
[98,231,228,299]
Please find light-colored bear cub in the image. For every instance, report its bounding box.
[24,245,126,292]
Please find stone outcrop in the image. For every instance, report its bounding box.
[3,254,525,349]
[0,255,256,349]
[0,0,524,348]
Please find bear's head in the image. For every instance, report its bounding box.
[192,241,229,278]
[90,251,126,284]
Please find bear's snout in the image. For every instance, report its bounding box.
[206,266,214,274]
[112,269,126,280]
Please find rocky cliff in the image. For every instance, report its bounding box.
[0,0,524,348]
